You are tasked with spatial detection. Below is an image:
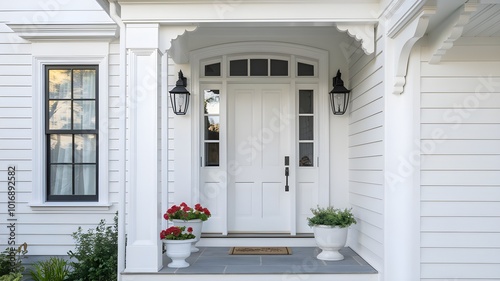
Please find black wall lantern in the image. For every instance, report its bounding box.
[169,70,190,115]
[329,70,351,115]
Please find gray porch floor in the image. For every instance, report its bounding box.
[160,247,377,275]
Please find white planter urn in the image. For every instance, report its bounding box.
[163,239,196,268]
[312,225,348,261]
[172,219,203,252]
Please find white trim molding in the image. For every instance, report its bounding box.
[390,5,436,95]
[386,0,428,38]
[30,55,110,208]
[428,1,478,64]
[7,24,118,40]
[336,23,376,55]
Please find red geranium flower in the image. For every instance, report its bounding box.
[160,226,196,240]
[187,227,193,233]
[162,202,211,221]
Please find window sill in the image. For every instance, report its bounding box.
[29,202,113,211]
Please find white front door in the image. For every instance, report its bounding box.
[227,84,292,233]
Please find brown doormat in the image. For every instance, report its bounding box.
[229,247,292,255]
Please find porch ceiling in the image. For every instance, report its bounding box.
[168,25,361,64]
[462,3,500,37]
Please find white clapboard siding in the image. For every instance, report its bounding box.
[347,27,384,271]
[167,57,176,204]
[0,24,119,257]
[107,40,121,207]
[420,39,500,280]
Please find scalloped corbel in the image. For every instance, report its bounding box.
[163,25,198,64]
[428,1,478,64]
[391,6,436,95]
[336,23,375,55]
[162,25,197,50]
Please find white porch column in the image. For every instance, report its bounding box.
[125,24,163,272]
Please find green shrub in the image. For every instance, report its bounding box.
[30,257,70,281]
[0,243,28,276]
[0,272,23,281]
[67,214,118,281]
[307,206,357,228]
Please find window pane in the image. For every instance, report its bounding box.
[250,59,268,76]
[230,59,248,76]
[49,69,71,99]
[205,143,220,166]
[73,69,96,99]
[50,134,73,163]
[205,116,220,140]
[74,165,96,195]
[73,101,96,130]
[204,90,220,114]
[299,143,314,167]
[205,63,221,76]
[75,134,97,163]
[50,164,73,195]
[270,59,288,76]
[299,116,314,140]
[298,62,314,76]
[49,100,72,130]
[299,90,314,114]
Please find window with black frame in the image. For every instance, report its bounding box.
[45,65,98,202]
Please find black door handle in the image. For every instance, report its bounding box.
[285,167,289,192]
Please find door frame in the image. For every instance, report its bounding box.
[190,42,330,235]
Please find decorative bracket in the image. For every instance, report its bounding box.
[164,26,198,64]
[390,5,436,95]
[336,23,376,55]
[428,1,478,64]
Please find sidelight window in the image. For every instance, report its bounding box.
[203,89,220,166]
[298,90,314,167]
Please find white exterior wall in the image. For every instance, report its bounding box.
[347,29,385,271]
[0,22,119,255]
[420,39,500,280]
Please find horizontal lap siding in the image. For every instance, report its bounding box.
[0,25,118,256]
[167,58,175,206]
[348,30,384,271]
[420,42,500,280]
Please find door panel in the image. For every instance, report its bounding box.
[228,84,291,233]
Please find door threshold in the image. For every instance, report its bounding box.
[198,234,316,247]
[202,233,314,238]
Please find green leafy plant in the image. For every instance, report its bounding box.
[0,272,23,281]
[307,206,357,228]
[29,257,70,281]
[67,214,118,281]
[0,243,28,277]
